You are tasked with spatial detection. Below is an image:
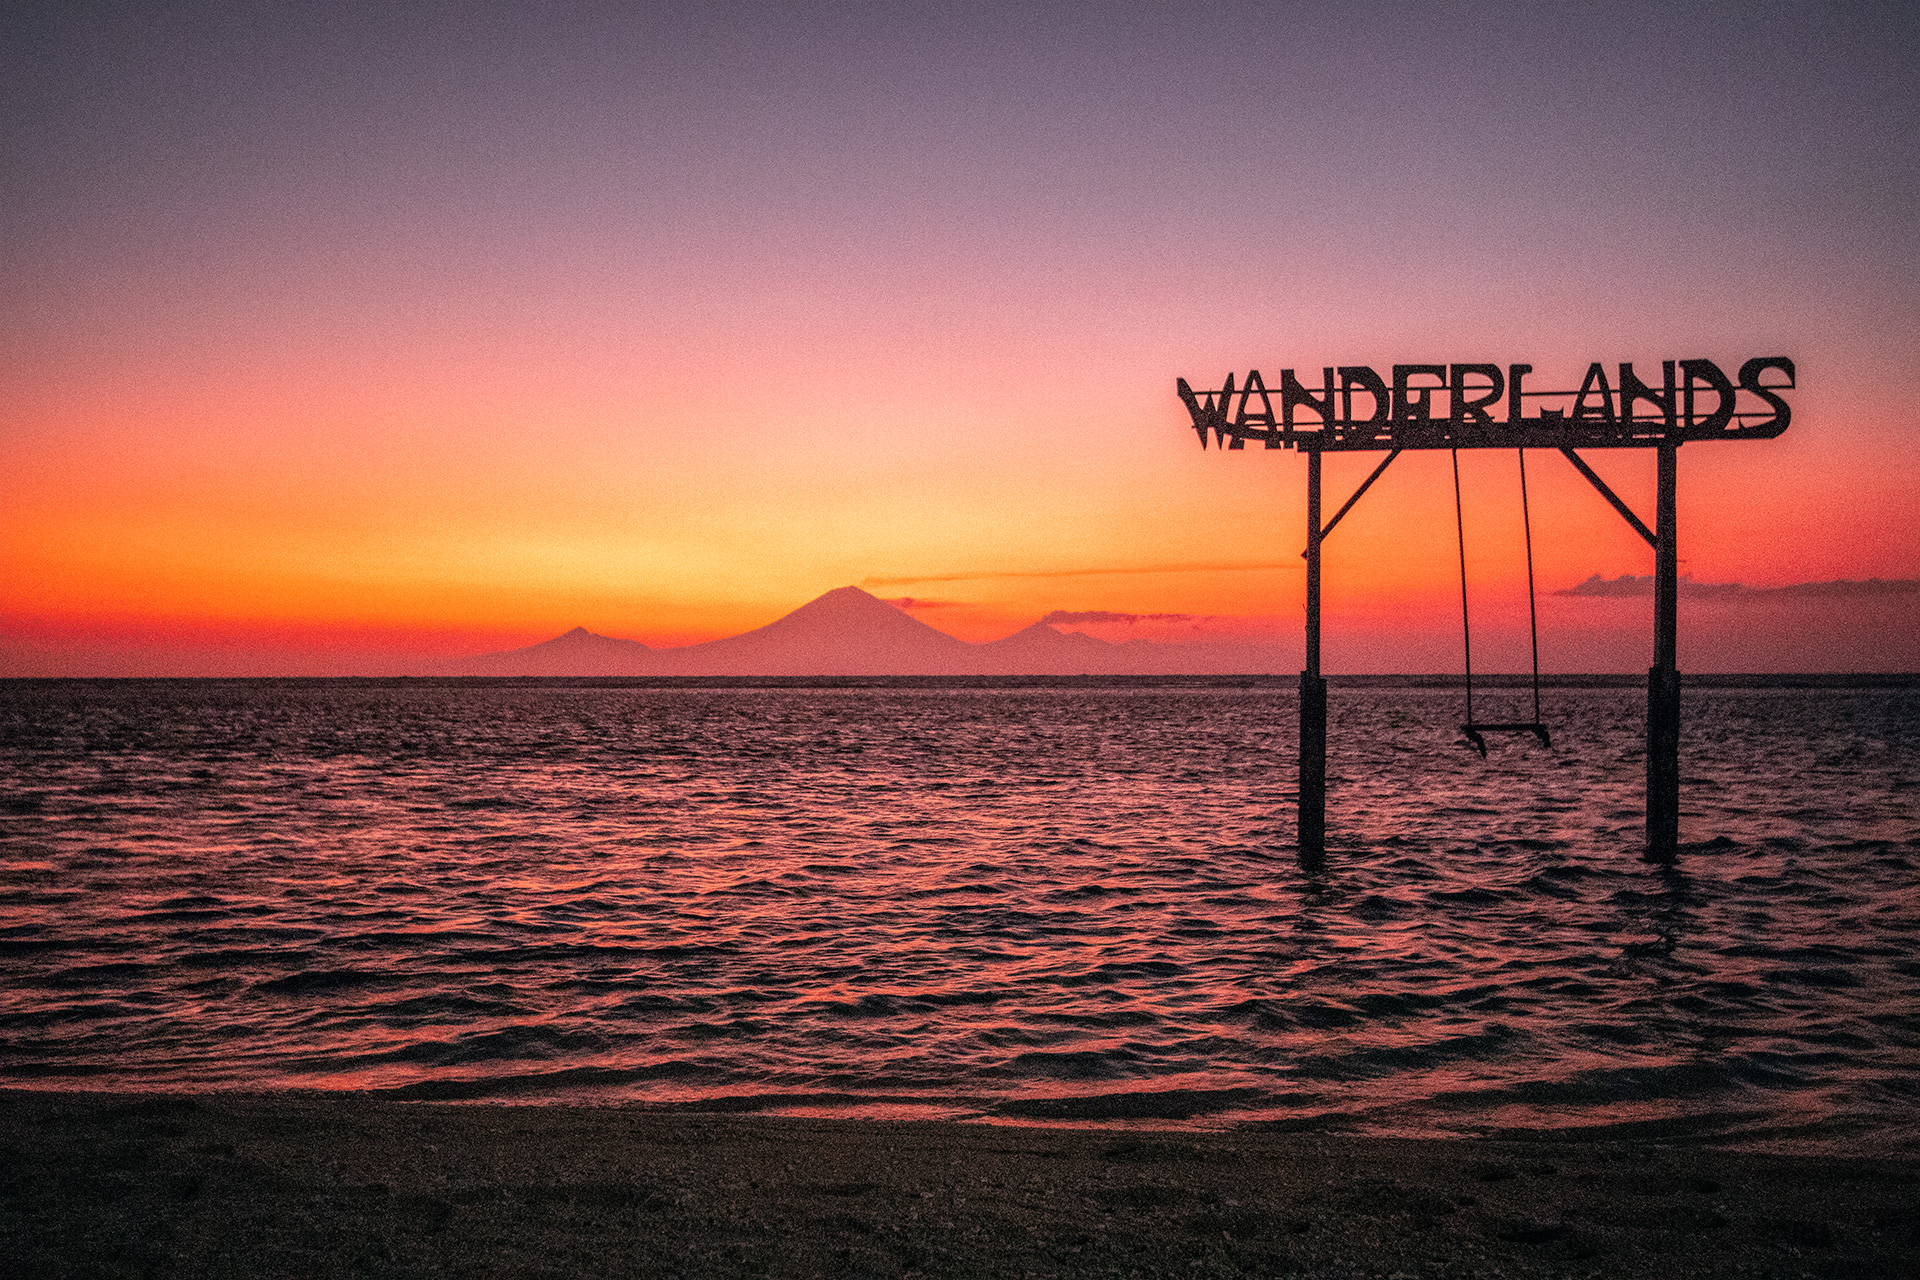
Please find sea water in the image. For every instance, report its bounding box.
[2,678,1916,1152]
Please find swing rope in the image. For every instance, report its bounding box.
[1451,448,1474,724]
[1454,447,1551,755]
[1519,447,1542,726]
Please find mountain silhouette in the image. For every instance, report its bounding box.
[652,586,972,675]
[972,621,1133,674]
[443,626,654,676]
[442,586,1286,675]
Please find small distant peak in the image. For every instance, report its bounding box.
[562,626,591,638]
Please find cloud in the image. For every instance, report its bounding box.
[863,562,1297,587]
[1557,574,1660,597]
[1558,574,1920,600]
[1041,609,1210,626]
[882,597,964,611]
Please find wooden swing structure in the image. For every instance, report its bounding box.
[1176,358,1794,863]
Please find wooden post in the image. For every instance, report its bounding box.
[1300,448,1326,864]
[1646,441,1680,861]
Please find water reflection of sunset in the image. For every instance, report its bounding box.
[5,681,1912,1147]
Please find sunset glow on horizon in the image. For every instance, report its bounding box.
[5,2,1917,675]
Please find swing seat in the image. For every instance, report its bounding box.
[1460,722,1552,756]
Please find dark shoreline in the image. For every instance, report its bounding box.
[6,1091,1915,1278]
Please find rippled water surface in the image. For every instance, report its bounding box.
[3,679,1917,1151]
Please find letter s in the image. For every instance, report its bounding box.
[1738,357,1794,437]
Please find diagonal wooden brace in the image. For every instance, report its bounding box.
[1560,447,1656,547]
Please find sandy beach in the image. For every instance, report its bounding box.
[3,1091,1914,1279]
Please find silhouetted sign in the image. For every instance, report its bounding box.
[1178,358,1793,451]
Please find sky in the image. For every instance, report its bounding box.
[4,0,1918,675]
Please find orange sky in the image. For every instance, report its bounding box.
[4,4,1917,674]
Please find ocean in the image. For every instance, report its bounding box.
[3,677,1916,1153]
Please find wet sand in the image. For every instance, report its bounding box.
[4,1090,1915,1278]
